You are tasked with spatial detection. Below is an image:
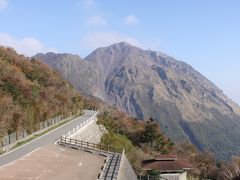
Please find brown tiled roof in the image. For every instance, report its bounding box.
[155,154,178,160]
[142,155,194,172]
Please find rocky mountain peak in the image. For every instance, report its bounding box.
[110,41,135,48]
[35,43,240,160]
[35,52,82,62]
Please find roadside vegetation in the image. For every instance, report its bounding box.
[12,112,81,149]
[97,109,240,179]
[0,47,84,147]
[0,149,5,155]
[97,110,174,173]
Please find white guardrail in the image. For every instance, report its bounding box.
[62,111,99,138]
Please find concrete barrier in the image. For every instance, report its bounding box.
[62,112,98,138]
[118,150,138,180]
[59,110,137,180]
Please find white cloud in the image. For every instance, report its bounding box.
[87,15,107,26]
[78,0,97,8]
[0,0,8,10]
[0,33,57,57]
[82,31,142,49]
[124,14,139,25]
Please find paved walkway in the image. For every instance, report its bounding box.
[0,110,97,167]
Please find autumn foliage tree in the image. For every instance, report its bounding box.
[221,157,240,180]
[0,46,84,143]
[97,109,175,173]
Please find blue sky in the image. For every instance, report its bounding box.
[0,0,240,104]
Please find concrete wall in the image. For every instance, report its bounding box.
[160,172,187,180]
[65,114,137,180]
[179,172,187,180]
[161,174,180,180]
[70,118,103,144]
[118,152,137,180]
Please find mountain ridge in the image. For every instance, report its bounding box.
[34,42,240,160]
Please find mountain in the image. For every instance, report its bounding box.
[0,46,84,140]
[33,52,104,99]
[35,42,240,160]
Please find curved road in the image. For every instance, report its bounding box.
[0,110,97,167]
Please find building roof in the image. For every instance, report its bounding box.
[155,154,178,160]
[142,154,194,172]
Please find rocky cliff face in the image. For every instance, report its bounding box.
[35,42,240,160]
[34,52,104,99]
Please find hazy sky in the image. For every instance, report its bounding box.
[0,0,240,104]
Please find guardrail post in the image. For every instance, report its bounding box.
[8,133,10,144]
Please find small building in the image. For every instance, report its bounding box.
[142,154,194,180]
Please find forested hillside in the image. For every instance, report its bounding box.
[97,108,240,179]
[0,47,83,142]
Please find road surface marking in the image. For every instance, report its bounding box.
[0,114,86,159]
[0,147,40,169]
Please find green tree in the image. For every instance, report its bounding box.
[140,121,159,144]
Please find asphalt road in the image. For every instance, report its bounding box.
[0,110,97,167]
